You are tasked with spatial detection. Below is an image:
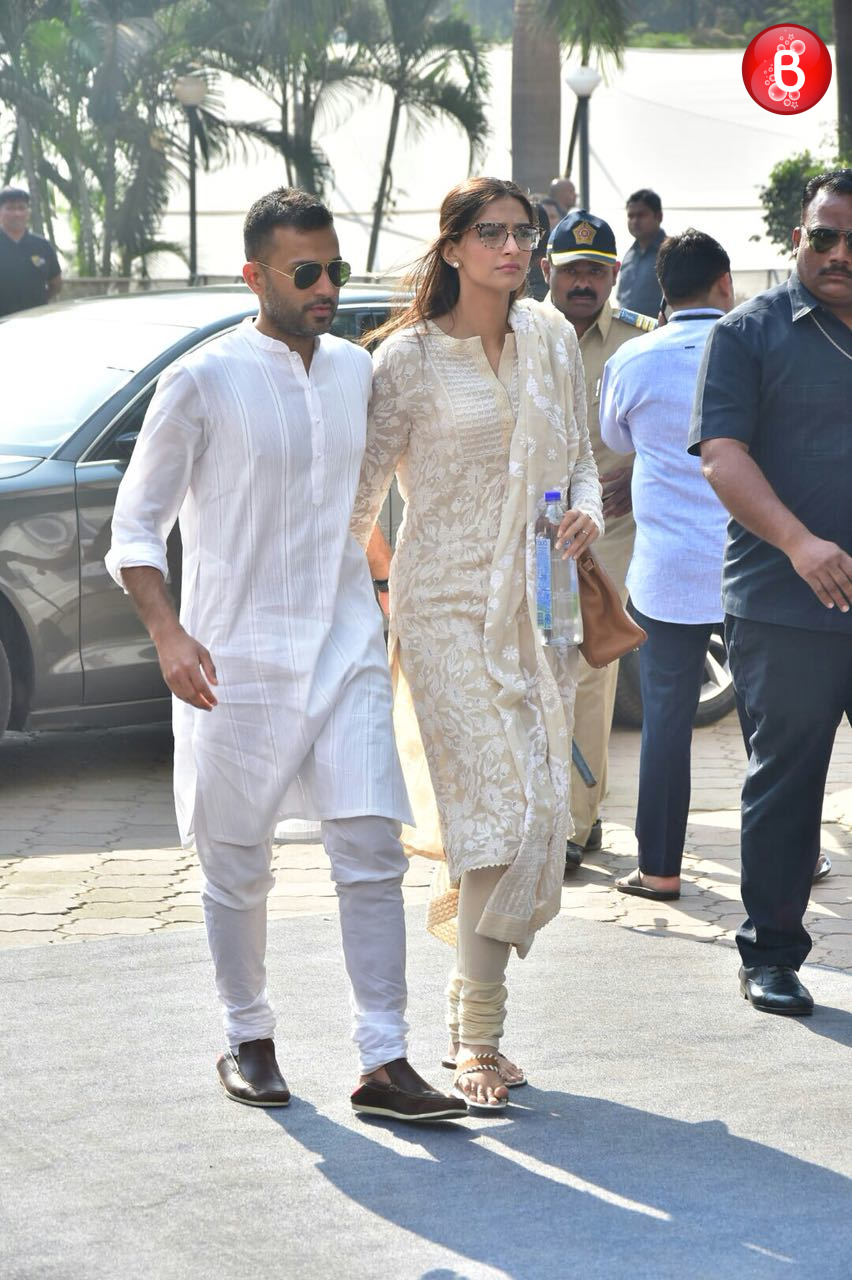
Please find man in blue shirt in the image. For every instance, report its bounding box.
[600,230,733,903]
[689,169,852,1017]
[617,189,665,319]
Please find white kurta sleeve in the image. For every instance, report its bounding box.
[106,362,206,589]
[350,338,412,548]
[563,321,604,534]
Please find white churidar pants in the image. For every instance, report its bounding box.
[195,800,409,1074]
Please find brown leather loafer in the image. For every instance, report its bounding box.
[216,1038,291,1107]
[351,1057,468,1122]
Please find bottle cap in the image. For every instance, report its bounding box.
[544,490,562,501]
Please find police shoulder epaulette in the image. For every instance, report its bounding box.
[614,307,657,331]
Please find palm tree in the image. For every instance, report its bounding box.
[544,0,627,180]
[0,0,61,234]
[348,0,490,272]
[511,0,627,195]
[195,0,363,197]
[1,0,235,278]
[511,0,560,194]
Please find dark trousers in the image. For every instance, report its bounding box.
[632,608,717,877]
[725,615,852,969]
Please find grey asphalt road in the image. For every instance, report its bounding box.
[3,906,851,1280]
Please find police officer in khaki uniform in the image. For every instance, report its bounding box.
[542,210,656,867]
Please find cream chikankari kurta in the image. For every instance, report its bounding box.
[107,318,412,847]
[352,299,602,952]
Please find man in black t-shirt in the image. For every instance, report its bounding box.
[0,187,62,317]
[690,169,852,1019]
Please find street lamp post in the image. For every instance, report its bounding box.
[174,73,206,285]
[564,65,602,211]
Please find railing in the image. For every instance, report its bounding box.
[60,267,788,304]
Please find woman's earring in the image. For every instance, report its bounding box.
[451,261,460,268]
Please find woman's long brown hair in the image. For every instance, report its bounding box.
[365,176,534,346]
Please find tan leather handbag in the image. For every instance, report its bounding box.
[576,550,647,668]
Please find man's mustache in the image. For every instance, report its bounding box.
[819,267,852,277]
[567,289,597,300]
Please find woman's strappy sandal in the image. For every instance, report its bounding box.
[442,1051,527,1087]
[452,1054,510,1113]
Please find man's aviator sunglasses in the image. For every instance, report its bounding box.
[802,226,852,254]
[472,222,541,251]
[254,258,351,289]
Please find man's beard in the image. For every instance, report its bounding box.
[263,291,337,340]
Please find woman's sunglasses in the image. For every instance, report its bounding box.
[803,226,852,254]
[254,259,352,289]
[471,222,541,251]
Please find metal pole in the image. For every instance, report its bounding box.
[578,95,590,210]
[188,105,198,285]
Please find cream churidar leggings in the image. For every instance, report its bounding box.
[446,865,512,1050]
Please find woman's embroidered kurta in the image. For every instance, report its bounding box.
[352,300,602,953]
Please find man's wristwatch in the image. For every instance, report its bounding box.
[372,578,389,592]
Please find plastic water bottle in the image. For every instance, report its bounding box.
[535,489,583,649]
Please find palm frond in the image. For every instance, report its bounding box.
[537,0,628,66]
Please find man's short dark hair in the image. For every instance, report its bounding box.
[801,168,852,218]
[656,229,730,304]
[244,188,333,260]
[0,186,30,207]
[626,188,662,217]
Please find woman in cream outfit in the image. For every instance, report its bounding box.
[352,178,602,1110]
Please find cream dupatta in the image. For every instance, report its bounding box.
[397,300,603,955]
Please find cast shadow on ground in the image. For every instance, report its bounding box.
[264,1086,850,1280]
[573,818,849,969]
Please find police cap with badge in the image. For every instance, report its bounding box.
[547,209,656,329]
[547,209,618,266]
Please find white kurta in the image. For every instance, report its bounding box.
[106,318,412,846]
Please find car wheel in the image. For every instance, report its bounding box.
[613,627,736,730]
[0,637,10,739]
[693,629,736,727]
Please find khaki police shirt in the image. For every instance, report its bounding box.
[565,296,655,584]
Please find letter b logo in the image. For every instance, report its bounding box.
[774,49,805,92]
[742,24,831,115]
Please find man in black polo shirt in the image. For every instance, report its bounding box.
[0,186,62,317]
[690,169,852,1017]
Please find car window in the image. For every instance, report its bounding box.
[331,308,387,341]
[0,311,192,452]
[85,390,155,463]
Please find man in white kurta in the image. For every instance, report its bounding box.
[106,188,465,1121]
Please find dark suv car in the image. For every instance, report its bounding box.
[0,285,397,737]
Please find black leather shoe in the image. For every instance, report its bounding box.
[217,1038,291,1106]
[566,819,604,870]
[739,965,814,1017]
[565,839,584,869]
[584,819,603,853]
[351,1058,468,1122]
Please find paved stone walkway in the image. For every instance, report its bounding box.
[1,713,850,968]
